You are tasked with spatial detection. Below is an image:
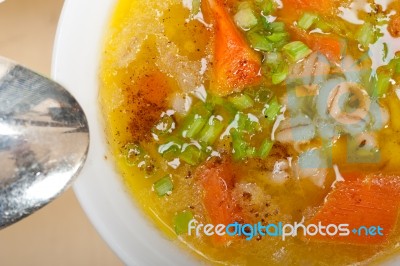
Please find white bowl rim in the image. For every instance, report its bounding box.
[51,0,400,265]
[51,0,199,265]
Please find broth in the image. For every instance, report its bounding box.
[100,0,400,264]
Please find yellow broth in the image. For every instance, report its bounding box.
[100,0,400,264]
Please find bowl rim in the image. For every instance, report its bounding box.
[50,0,400,265]
[51,0,199,265]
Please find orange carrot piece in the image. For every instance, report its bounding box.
[310,35,341,62]
[203,0,262,96]
[291,27,342,62]
[196,158,242,243]
[282,0,334,15]
[389,14,400,38]
[307,172,400,245]
[198,158,240,225]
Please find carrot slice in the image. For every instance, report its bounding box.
[198,158,240,225]
[389,14,400,38]
[196,157,242,243]
[306,172,400,245]
[310,35,341,62]
[291,27,342,62]
[282,0,334,15]
[203,0,262,96]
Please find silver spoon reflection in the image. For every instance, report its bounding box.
[0,57,89,228]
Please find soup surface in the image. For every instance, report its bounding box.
[100,0,400,264]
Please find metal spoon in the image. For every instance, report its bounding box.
[0,57,89,228]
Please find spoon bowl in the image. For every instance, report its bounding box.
[0,57,89,228]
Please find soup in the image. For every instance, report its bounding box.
[99,0,400,264]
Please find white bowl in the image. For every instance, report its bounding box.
[51,0,198,265]
[51,1,400,265]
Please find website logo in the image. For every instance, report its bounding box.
[188,220,384,241]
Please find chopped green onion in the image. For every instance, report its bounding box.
[179,144,205,165]
[231,129,249,160]
[228,94,255,110]
[389,56,400,75]
[247,32,274,52]
[271,63,289,85]
[122,143,155,173]
[237,113,248,131]
[207,94,237,115]
[297,13,318,30]
[152,115,175,136]
[266,32,288,43]
[395,60,400,75]
[383,43,389,61]
[191,0,201,15]
[258,140,274,158]
[259,15,270,29]
[186,114,207,138]
[161,146,181,161]
[246,146,257,158]
[255,87,272,103]
[234,7,258,29]
[207,94,225,106]
[154,175,173,197]
[282,41,312,62]
[270,22,286,33]
[181,104,212,139]
[373,71,392,98]
[199,116,226,145]
[174,210,194,235]
[158,137,183,160]
[315,19,331,32]
[265,52,282,66]
[370,56,400,98]
[264,98,281,121]
[237,113,259,133]
[122,143,145,166]
[259,0,276,15]
[357,23,375,48]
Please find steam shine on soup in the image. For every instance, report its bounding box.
[100,0,400,264]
